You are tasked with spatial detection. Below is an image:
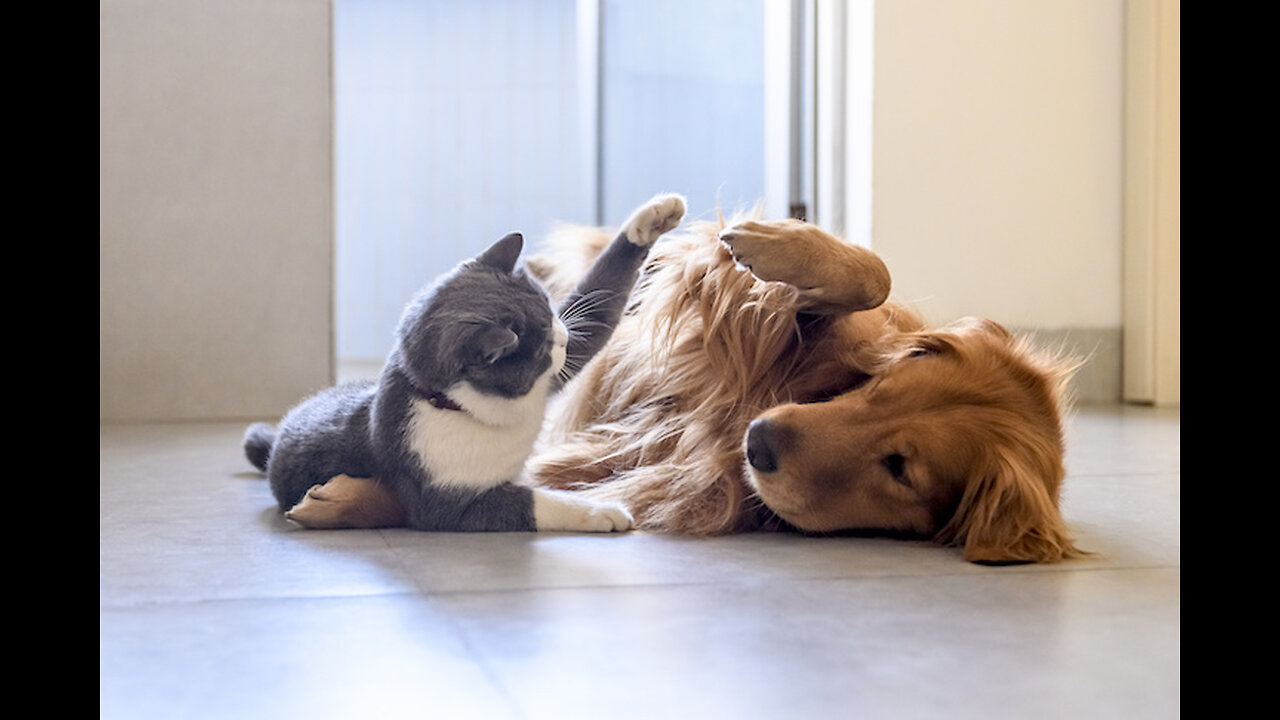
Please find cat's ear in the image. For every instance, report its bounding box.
[470,325,520,367]
[476,232,524,274]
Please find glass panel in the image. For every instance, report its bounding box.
[335,0,586,363]
[334,0,772,367]
[598,0,767,225]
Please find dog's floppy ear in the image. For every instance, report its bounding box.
[938,448,1082,564]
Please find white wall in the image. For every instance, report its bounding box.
[871,0,1124,333]
[100,0,333,421]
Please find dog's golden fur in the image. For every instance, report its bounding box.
[527,214,1083,563]
[289,213,1084,564]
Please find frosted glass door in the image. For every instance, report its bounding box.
[597,0,767,226]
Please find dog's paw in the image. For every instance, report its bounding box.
[284,482,351,529]
[283,474,404,529]
[533,489,634,533]
[621,193,687,247]
[717,219,815,288]
[721,219,892,312]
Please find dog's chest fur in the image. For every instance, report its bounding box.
[404,379,551,490]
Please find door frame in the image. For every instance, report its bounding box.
[1122,0,1179,406]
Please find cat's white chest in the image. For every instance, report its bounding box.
[404,381,550,490]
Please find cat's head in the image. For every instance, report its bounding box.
[396,232,566,400]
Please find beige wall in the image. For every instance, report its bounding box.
[100,0,333,421]
[873,0,1123,329]
[870,0,1128,402]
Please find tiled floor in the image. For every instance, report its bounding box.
[100,405,1179,720]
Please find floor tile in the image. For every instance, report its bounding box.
[101,594,521,720]
[437,568,1179,720]
[100,405,1180,719]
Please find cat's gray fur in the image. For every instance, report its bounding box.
[244,194,686,532]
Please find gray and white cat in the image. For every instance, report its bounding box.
[244,194,686,532]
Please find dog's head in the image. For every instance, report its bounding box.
[743,317,1082,564]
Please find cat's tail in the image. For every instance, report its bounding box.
[243,423,276,472]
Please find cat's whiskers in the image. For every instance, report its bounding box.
[556,288,622,385]
[558,288,616,327]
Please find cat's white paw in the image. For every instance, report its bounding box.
[621,193,687,247]
[533,488,634,532]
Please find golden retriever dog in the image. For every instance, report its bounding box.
[288,214,1085,564]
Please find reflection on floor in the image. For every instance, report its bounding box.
[101,405,1179,720]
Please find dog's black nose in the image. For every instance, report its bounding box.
[746,418,782,473]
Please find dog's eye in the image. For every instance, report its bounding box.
[801,373,872,403]
[907,345,939,358]
[882,453,910,487]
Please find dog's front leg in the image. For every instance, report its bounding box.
[718,219,890,314]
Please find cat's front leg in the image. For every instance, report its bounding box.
[621,192,687,247]
[532,488,634,532]
[553,193,686,391]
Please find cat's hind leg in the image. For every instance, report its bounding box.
[284,474,407,529]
